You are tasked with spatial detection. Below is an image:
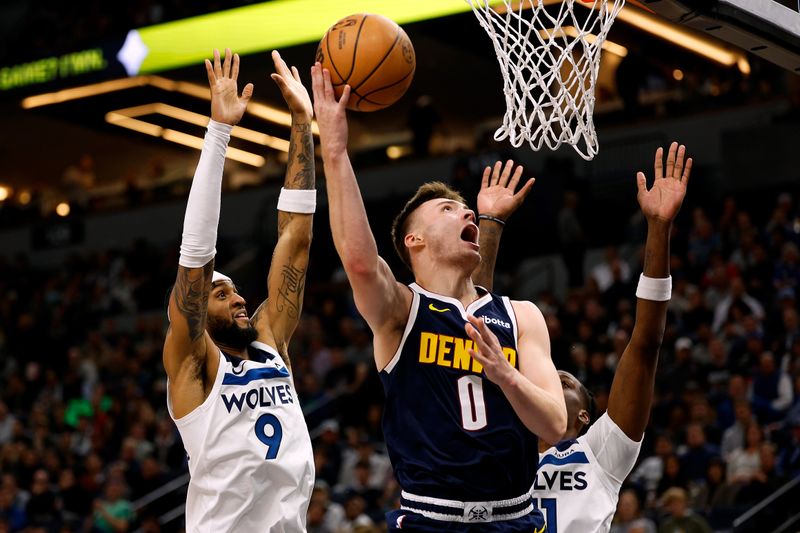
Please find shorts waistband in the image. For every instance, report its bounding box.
[399,490,533,523]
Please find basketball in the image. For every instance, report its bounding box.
[316,13,416,112]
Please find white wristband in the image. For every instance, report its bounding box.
[636,274,672,301]
[277,188,316,214]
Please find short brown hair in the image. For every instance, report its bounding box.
[390,182,466,270]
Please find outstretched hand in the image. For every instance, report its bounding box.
[465,315,516,387]
[205,48,253,126]
[310,63,351,156]
[477,160,535,221]
[270,50,312,121]
[637,142,692,224]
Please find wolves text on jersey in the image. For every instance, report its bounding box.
[221,383,295,413]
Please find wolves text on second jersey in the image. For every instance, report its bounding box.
[532,412,642,532]
[167,341,314,533]
[380,283,540,507]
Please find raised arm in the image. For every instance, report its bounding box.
[250,51,315,363]
[473,160,534,290]
[465,302,567,443]
[310,64,410,368]
[607,142,692,441]
[164,49,253,414]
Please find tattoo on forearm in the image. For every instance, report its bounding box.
[276,262,306,319]
[174,262,214,341]
[286,122,314,190]
[475,223,503,289]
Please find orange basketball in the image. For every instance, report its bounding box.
[316,13,416,112]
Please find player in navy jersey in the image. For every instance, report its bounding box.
[163,50,316,532]
[475,145,692,532]
[311,65,566,532]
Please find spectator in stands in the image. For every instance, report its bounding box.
[657,487,711,533]
[659,338,705,398]
[631,433,674,506]
[87,477,135,533]
[726,422,764,484]
[611,489,656,533]
[656,454,689,499]
[0,403,15,446]
[720,400,754,458]
[336,493,375,533]
[679,423,720,483]
[749,351,793,422]
[558,191,586,287]
[736,442,787,505]
[24,469,58,530]
[592,246,632,293]
[712,277,765,333]
[773,242,800,291]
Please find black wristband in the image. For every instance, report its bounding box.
[478,214,506,226]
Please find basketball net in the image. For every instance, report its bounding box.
[467,0,624,160]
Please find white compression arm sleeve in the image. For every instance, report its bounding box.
[178,119,233,268]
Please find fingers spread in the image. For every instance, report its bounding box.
[231,53,240,82]
[491,161,502,186]
[223,48,232,78]
[674,144,685,179]
[213,49,222,79]
[508,165,524,191]
[240,83,254,103]
[665,142,677,178]
[322,68,334,99]
[636,171,647,196]
[339,84,351,109]
[205,59,216,86]
[654,147,663,180]
[270,73,286,90]
[310,64,323,100]
[499,159,514,187]
[515,177,535,201]
[481,166,491,190]
[682,157,693,184]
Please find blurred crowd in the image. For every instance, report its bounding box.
[1,172,799,532]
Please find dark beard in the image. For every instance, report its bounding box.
[207,315,258,350]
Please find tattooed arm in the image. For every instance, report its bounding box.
[250,52,315,367]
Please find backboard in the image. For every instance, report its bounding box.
[642,0,800,72]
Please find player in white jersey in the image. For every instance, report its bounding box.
[474,144,693,532]
[163,49,316,532]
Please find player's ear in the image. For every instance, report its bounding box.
[405,232,424,251]
[577,409,590,426]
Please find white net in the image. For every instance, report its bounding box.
[467,0,625,160]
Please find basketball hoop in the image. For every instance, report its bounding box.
[467,0,625,160]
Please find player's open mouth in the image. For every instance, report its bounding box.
[234,310,248,320]
[460,223,479,246]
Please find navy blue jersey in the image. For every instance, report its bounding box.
[380,283,539,502]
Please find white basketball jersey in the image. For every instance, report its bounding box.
[531,412,641,533]
[168,341,314,532]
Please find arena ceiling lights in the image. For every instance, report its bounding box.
[21,75,305,167]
